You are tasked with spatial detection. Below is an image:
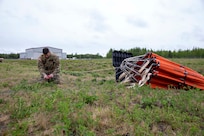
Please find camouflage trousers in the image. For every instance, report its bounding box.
[39,73,60,84]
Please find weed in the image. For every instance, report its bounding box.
[1,82,9,88]
[69,71,84,76]
[11,121,29,136]
[12,79,42,92]
[0,99,4,104]
[11,97,32,119]
[83,95,98,105]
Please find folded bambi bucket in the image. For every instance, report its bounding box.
[113,51,204,90]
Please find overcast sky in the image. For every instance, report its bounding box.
[0,0,204,56]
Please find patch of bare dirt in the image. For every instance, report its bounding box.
[0,114,10,135]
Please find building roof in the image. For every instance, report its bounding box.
[26,46,62,51]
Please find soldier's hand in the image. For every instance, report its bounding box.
[48,74,54,78]
[44,74,49,79]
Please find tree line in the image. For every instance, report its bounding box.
[0,53,19,59]
[67,53,103,59]
[106,47,204,58]
[1,47,204,59]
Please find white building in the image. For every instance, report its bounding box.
[19,46,67,59]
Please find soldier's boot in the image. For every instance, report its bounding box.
[53,76,61,84]
[50,75,60,84]
[53,79,60,84]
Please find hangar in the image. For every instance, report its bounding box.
[19,46,67,59]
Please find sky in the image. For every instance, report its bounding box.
[0,0,204,56]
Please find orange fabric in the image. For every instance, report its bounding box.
[146,53,204,90]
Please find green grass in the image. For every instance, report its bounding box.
[0,58,204,135]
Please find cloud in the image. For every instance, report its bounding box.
[86,10,108,33]
[192,27,204,42]
[127,17,148,28]
[0,0,204,56]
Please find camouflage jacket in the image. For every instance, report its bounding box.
[38,53,60,76]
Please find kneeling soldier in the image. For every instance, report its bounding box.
[38,47,60,84]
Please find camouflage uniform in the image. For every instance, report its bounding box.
[38,53,60,83]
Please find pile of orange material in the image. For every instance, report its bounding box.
[118,52,204,90]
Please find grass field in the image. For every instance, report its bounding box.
[0,58,204,136]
